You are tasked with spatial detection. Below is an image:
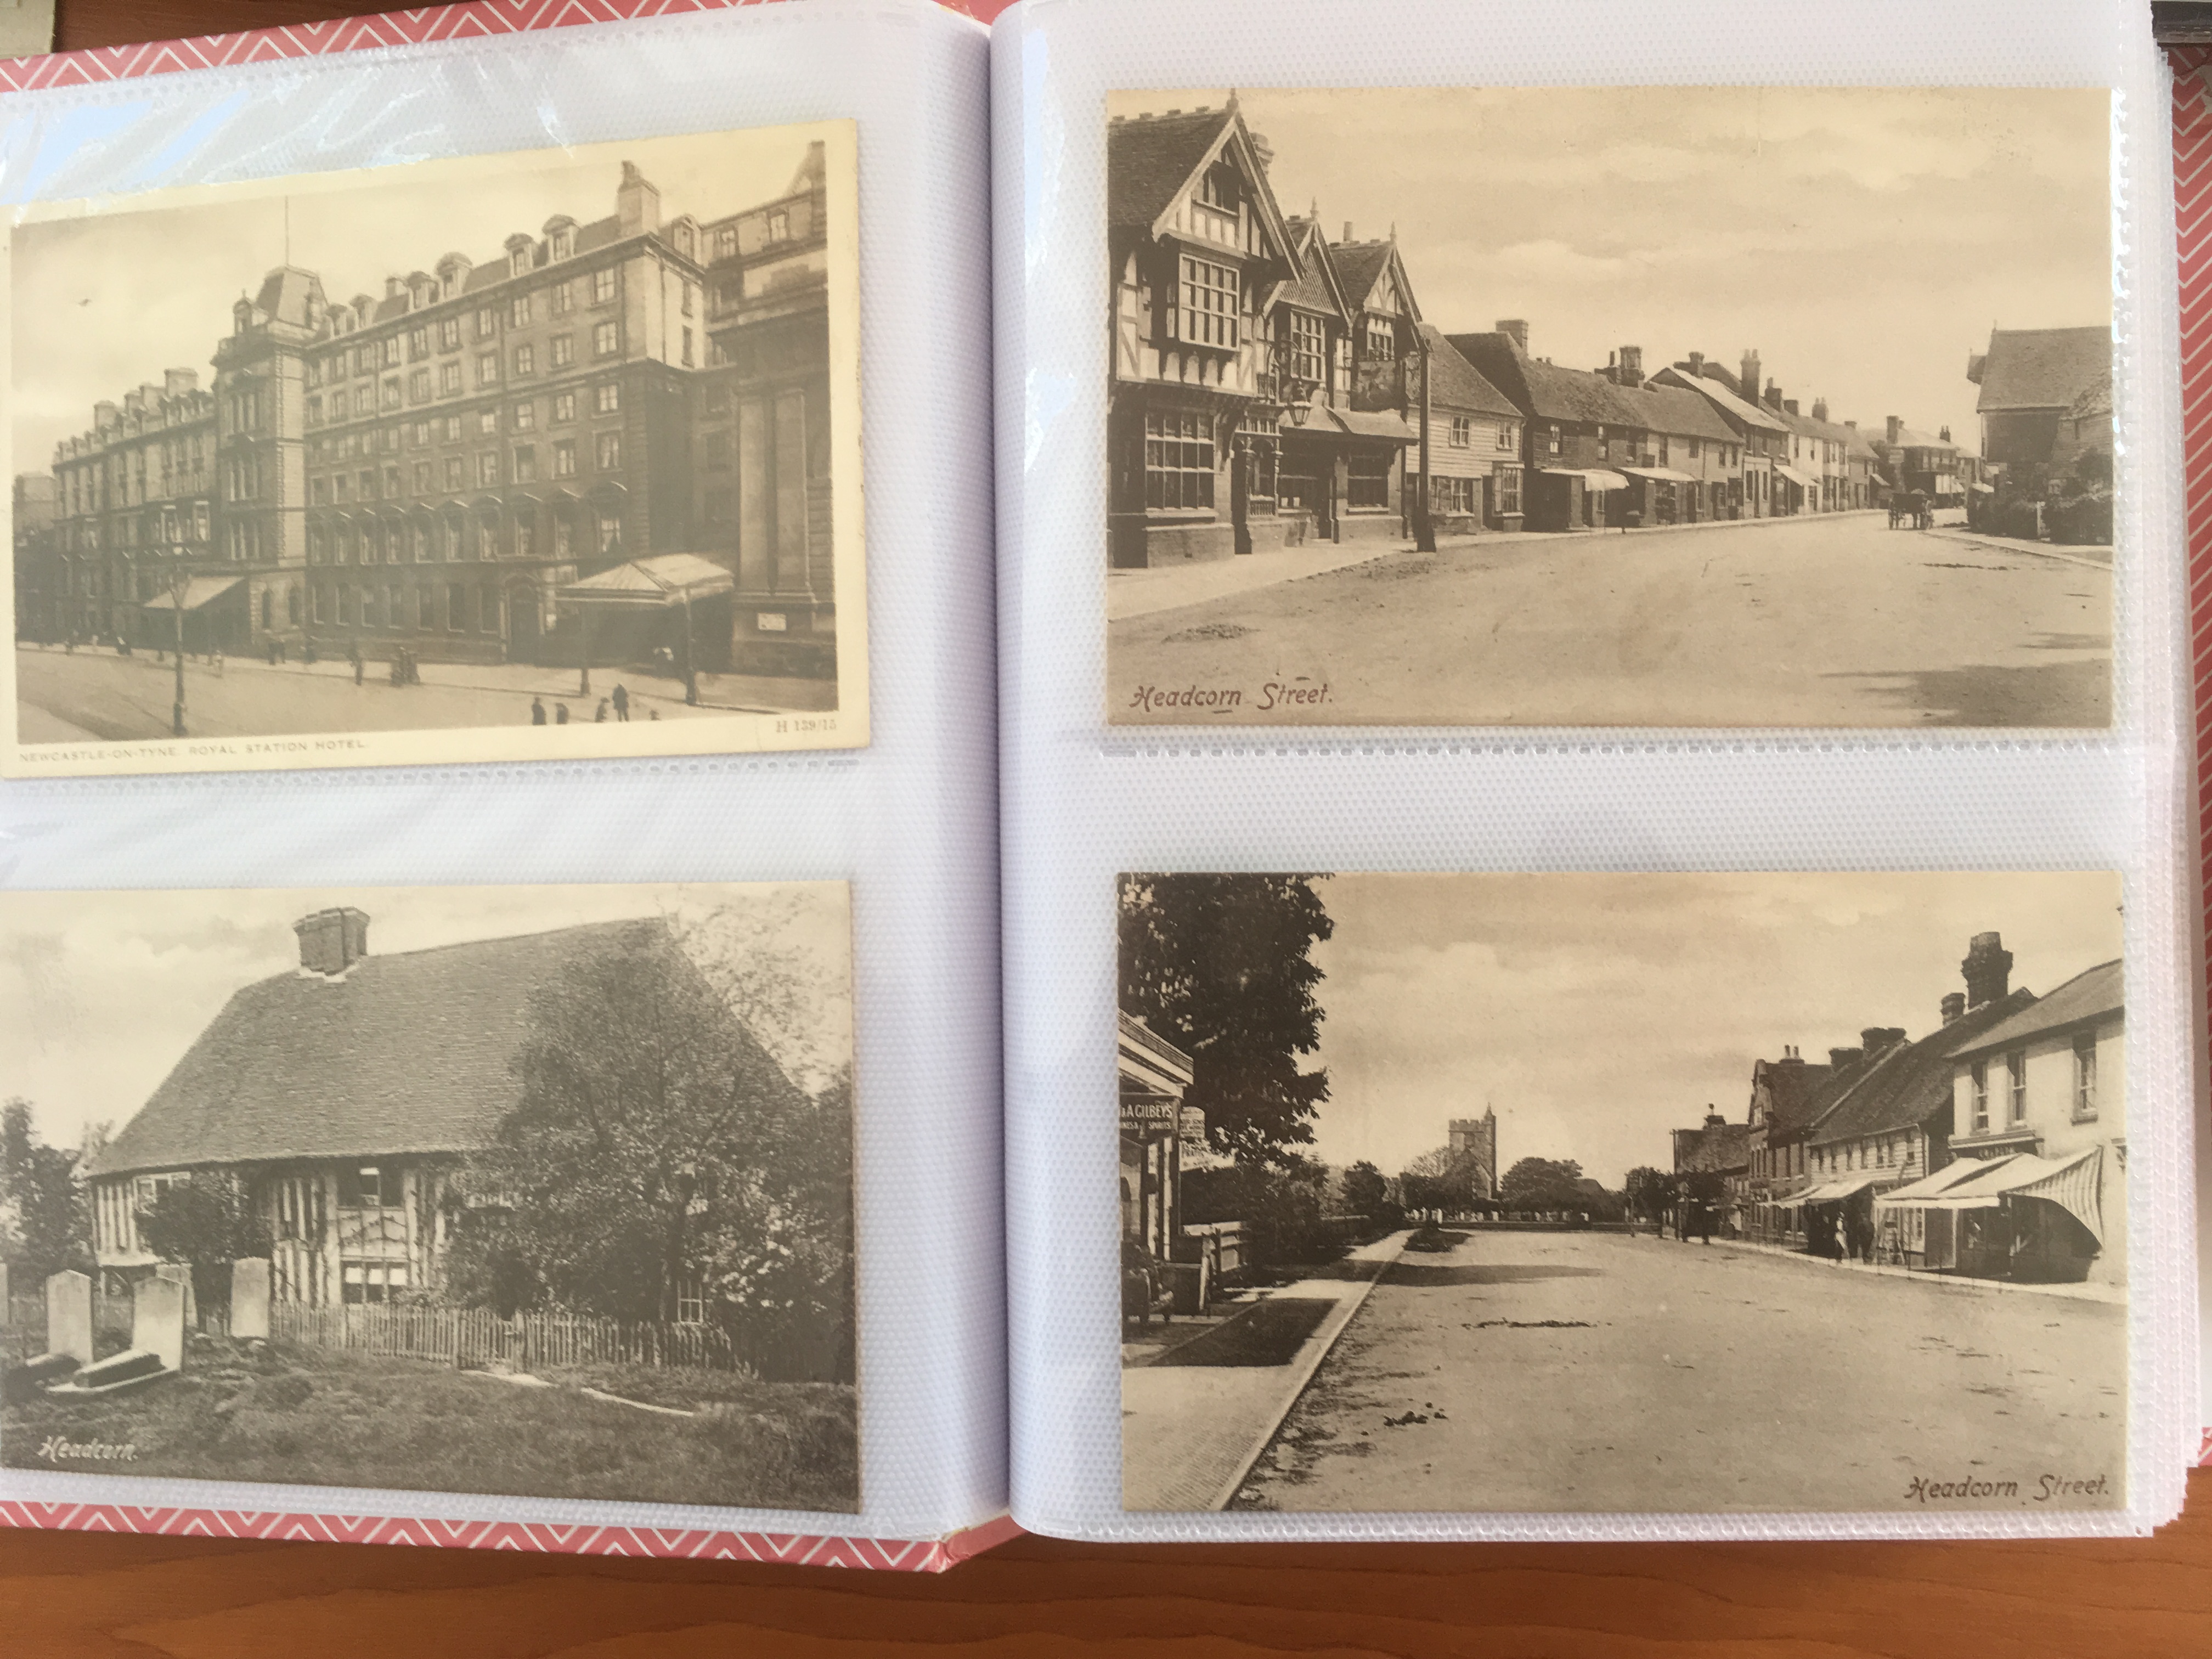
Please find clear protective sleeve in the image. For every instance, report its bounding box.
[994,0,2199,1540]
[0,0,1006,1543]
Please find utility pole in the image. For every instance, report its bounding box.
[1413,334,1436,553]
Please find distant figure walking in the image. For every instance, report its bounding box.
[350,641,364,685]
[648,707,661,721]
[531,696,547,726]
[212,647,224,678]
[303,640,318,666]
[554,702,569,725]
[594,698,610,723]
[612,683,630,721]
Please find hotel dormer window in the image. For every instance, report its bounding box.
[552,228,574,261]
[768,210,790,244]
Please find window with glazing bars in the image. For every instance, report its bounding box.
[1143,410,1214,510]
[1283,308,1325,387]
[1346,452,1391,509]
[1175,256,1239,348]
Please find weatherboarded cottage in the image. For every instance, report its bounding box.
[84,906,669,1308]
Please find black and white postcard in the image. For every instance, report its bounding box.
[1104,88,2113,729]
[0,882,859,1513]
[6,122,866,775]
[1119,871,2126,1513]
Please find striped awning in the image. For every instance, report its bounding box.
[1897,1147,2106,1244]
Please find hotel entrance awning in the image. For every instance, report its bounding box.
[558,554,735,608]
[138,575,245,613]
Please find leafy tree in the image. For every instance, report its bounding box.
[1498,1156,1590,1212]
[445,921,854,1381]
[1622,1166,1672,1223]
[1118,874,1333,1164]
[1,1099,92,1282]
[136,1171,269,1317]
[1397,1144,1492,1216]
[1341,1160,1389,1218]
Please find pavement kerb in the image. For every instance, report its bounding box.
[1919,526,2115,574]
[1205,1228,1417,1513]
[1655,1230,2125,1305]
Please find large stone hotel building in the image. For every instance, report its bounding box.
[24,145,833,678]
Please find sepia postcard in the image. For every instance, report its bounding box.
[1118,871,2126,1514]
[3,122,866,776]
[1104,88,2114,730]
[0,882,860,1513]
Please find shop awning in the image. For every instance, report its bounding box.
[1873,1155,2023,1209]
[1619,466,1697,484]
[1798,1170,1891,1204]
[1320,407,1419,444]
[1901,1147,2105,1243]
[1542,467,1630,491]
[558,554,735,608]
[1773,463,1819,490]
[138,576,245,613]
[1970,482,1996,494]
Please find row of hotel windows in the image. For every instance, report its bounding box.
[306,323,645,425]
[1968,1037,2100,1133]
[62,440,210,515]
[313,382,623,466]
[309,579,523,635]
[311,432,624,505]
[307,506,619,567]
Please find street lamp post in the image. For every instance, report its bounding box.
[165,551,189,736]
[1412,337,1437,555]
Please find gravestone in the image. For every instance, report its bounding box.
[154,1261,196,1330]
[46,1269,92,1366]
[134,1275,187,1373]
[230,1259,272,1341]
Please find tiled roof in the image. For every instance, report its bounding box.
[1611,379,1738,444]
[1757,1058,1835,1136]
[1807,989,2038,1149]
[2068,370,2114,421]
[1650,365,1791,434]
[89,917,678,1178]
[1448,332,1633,426]
[1415,325,1520,419]
[1108,106,1235,232]
[1974,326,2112,413]
[1278,221,1345,318]
[1675,1119,1751,1173]
[1885,424,1956,452]
[1329,240,1398,312]
[1948,960,2121,1058]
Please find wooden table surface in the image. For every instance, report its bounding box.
[10,0,2211,1652]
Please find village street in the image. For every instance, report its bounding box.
[1109,512,2111,728]
[12,644,836,743]
[1234,1228,2126,1515]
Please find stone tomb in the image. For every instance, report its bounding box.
[230,1258,272,1341]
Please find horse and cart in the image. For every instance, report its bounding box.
[1887,489,1932,530]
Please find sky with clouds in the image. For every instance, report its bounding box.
[1297,871,2122,1188]
[10,126,820,470]
[1111,87,2110,450]
[0,882,851,1158]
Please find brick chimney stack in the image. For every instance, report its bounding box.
[1497,319,1528,352]
[1829,1045,1863,1070]
[1342,221,1355,242]
[1962,932,2012,1009]
[1940,991,1966,1025]
[1740,349,1761,400]
[1860,1026,1906,1055]
[1685,350,1705,377]
[296,907,371,977]
[1618,345,1643,388]
[617,161,662,238]
[1886,415,1904,447]
[163,369,199,398]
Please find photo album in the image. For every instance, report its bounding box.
[0,0,2198,1570]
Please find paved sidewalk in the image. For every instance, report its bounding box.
[1920,525,2115,573]
[1106,510,1895,623]
[14,640,834,718]
[1676,1231,2126,1305]
[1121,1230,1412,1513]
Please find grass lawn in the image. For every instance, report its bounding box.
[3,1333,857,1513]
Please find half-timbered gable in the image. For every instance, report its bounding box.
[1107,100,1297,567]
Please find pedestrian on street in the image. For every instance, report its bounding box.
[304,639,318,665]
[531,696,547,726]
[212,647,224,678]
[555,702,569,725]
[648,707,661,720]
[350,640,364,685]
[612,683,630,721]
[594,698,610,723]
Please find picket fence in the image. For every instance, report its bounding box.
[269,1301,747,1374]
